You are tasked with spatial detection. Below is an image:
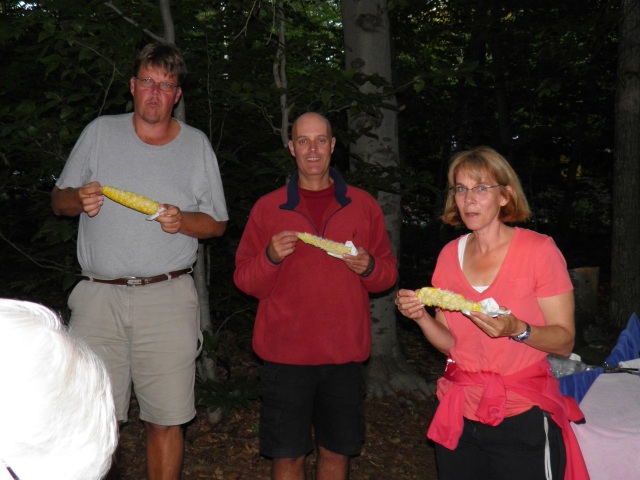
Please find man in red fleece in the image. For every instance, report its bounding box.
[234,112,397,480]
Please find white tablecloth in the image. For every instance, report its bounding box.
[572,373,640,480]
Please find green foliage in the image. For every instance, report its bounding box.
[389,0,616,269]
[0,0,146,302]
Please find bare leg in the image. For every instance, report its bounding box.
[145,422,184,480]
[316,446,349,480]
[272,456,306,480]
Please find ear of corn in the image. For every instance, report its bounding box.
[416,287,483,312]
[102,185,160,216]
[296,232,352,256]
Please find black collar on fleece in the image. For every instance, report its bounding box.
[279,167,352,211]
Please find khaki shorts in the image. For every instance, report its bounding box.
[68,275,201,426]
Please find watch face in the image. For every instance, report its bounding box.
[515,323,531,342]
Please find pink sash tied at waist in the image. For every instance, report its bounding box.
[427,359,589,480]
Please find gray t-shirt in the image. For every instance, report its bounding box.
[56,113,228,278]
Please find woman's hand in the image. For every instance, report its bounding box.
[395,289,428,321]
[463,291,575,356]
[396,288,454,355]
[463,309,523,339]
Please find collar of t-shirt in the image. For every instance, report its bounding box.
[458,233,489,293]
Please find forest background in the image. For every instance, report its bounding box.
[1,0,638,412]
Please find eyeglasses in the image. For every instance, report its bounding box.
[135,77,179,93]
[449,184,503,196]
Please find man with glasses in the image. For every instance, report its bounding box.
[51,42,228,480]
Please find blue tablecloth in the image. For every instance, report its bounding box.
[604,312,640,367]
[559,313,640,403]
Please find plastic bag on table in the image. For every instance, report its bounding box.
[548,353,595,378]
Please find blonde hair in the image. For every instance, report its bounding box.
[442,146,531,225]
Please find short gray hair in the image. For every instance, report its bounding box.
[0,299,117,480]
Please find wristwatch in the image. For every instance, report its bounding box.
[511,322,531,343]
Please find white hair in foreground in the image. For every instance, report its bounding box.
[0,299,117,480]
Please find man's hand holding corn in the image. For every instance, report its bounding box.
[79,182,104,217]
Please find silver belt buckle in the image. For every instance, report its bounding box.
[125,276,143,286]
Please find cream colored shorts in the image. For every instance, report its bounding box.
[68,275,201,426]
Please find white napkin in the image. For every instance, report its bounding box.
[619,358,640,369]
[146,206,166,221]
[462,297,510,317]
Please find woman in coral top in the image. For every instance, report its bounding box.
[396,147,588,480]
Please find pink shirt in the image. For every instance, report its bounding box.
[428,228,589,479]
[432,228,574,418]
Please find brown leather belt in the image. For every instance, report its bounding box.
[81,268,192,286]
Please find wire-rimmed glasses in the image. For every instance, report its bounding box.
[135,77,179,93]
[449,184,503,196]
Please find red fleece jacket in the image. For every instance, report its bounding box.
[234,169,397,365]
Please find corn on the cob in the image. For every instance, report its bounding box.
[296,232,352,256]
[102,185,160,216]
[416,287,483,312]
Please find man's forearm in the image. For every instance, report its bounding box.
[179,212,227,239]
[51,186,83,217]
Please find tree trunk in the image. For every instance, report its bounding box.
[273,0,291,148]
[455,0,489,148]
[157,0,217,383]
[611,0,640,327]
[557,108,588,246]
[341,0,433,398]
[569,267,600,346]
[489,0,512,155]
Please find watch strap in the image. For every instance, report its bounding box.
[511,322,531,343]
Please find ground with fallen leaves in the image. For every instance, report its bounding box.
[123,395,439,480]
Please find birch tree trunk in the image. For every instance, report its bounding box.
[341,0,433,398]
[273,0,291,147]
[611,0,640,327]
[157,0,217,385]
